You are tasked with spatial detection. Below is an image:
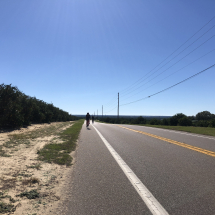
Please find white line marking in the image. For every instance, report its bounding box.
[92,124,169,215]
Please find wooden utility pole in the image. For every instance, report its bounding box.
[118,93,119,120]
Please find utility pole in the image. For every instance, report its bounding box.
[102,105,103,118]
[118,92,119,120]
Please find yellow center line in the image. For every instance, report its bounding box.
[116,125,215,157]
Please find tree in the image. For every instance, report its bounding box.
[150,118,160,125]
[0,84,24,128]
[196,120,209,127]
[161,118,169,125]
[169,113,187,126]
[0,83,77,129]
[178,117,192,126]
[209,119,215,128]
[135,116,146,124]
[196,111,213,120]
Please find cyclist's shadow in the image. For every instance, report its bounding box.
[87,127,91,130]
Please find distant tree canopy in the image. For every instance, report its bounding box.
[169,113,186,126]
[196,111,215,121]
[99,116,148,125]
[99,111,215,128]
[0,84,77,129]
[178,117,192,126]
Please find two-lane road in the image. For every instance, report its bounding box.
[63,122,215,215]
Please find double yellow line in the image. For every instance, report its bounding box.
[117,125,215,158]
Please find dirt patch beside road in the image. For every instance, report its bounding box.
[0,122,76,215]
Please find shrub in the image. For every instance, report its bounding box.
[136,116,146,124]
[209,119,215,128]
[178,117,192,126]
[169,113,187,126]
[150,118,160,125]
[169,116,178,126]
[196,120,209,127]
[196,111,213,120]
[16,190,39,199]
[161,118,169,125]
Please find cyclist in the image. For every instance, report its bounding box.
[86,113,91,127]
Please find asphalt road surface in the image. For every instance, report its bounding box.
[64,121,215,215]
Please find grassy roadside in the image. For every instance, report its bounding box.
[0,120,84,214]
[37,119,84,166]
[131,124,215,137]
[0,122,72,157]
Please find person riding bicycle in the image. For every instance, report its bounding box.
[86,113,91,127]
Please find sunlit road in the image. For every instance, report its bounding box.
[63,121,215,215]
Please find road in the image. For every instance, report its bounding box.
[63,121,215,215]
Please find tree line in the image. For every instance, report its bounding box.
[0,84,78,129]
[98,111,215,128]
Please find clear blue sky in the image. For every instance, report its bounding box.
[1,0,215,116]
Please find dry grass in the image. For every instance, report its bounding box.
[0,121,80,214]
[0,202,16,214]
[37,119,84,166]
[0,178,16,190]
[26,163,41,170]
[22,177,40,186]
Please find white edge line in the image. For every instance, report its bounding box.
[92,124,169,215]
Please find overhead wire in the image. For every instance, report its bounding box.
[104,106,118,114]
[120,64,215,107]
[104,96,118,110]
[120,25,215,98]
[104,95,117,107]
[119,16,215,96]
[120,33,215,100]
[99,16,215,114]
[120,48,215,103]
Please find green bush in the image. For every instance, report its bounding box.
[150,118,160,125]
[135,116,146,124]
[169,113,187,126]
[209,119,215,128]
[196,111,214,120]
[161,118,169,125]
[178,117,192,126]
[196,120,209,127]
[169,116,178,126]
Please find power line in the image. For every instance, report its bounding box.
[119,16,215,96]
[104,99,118,111]
[104,95,117,107]
[104,102,118,114]
[121,33,215,99]
[104,105,118,114]
[100,16,215,115]
[105,99,118,109]
[120,48,215,103]
[120,64,215,106]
